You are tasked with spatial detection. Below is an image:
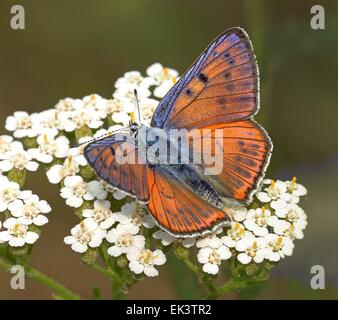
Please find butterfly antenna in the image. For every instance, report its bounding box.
[133,89,141,123]
[70,127,127,148]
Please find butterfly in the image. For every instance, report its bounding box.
[84,27,272,238]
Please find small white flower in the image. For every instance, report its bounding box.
[0,177,32,213]
[273,220,304,240]
[286,177,307,203]
[82,94,109,119]
[35,109,66,135]
[236,237,269,264]
[5,111,40,138]
[55,98,75,113]
[244,207,277,236]
[67,136,93,167]
[29,132,70,163]
[105,97,124,116]
[147,63,179,84]
[0,142,38,172]
[153,230,196,248]
[106,223,145,257]
[64,218,106,253]
[0,218,39,247]
[60,176,95,208]
[115,71,154,95]
[264,234,294,262]
[153,80,176,98]
[0,135,14,159]
[139,98,159,124]
[197,246,232,275]
[127,247,166,277]
[63,109,103,132]
[256,180,291,203]
[118,201,155,231]
[98,179,127,201]
[46,156,80,184]
[10,194,51,226]
[146,63,178,98]
[228,207,248,222]
[87,180,108,200]
[111,110,131,126]
[82,200,117,229]
[196,230,223,249]
[221,222,254,248]
[273,202,307,226]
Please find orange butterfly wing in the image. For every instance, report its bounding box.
[147,167,229,236]
[151,27,259,129]
[84,134,149,202]
[193,119,272,204]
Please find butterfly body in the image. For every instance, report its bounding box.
[84,27,272,237]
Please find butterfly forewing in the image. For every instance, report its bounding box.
[151,27,259,129]
[84,134,149,202]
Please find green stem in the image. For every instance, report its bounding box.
[173,246,217,296]
[90,262,126,299]
[90,262,120,281]
[0,256,81,300]
[206,278,248,300]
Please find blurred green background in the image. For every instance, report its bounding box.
[0,0,338,299]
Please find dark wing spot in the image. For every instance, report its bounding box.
[224,52,230,58]
[237,156,257,168]
[217,97,226,105]
[226,83,234,91]
[224,72,231,79]
[240,148,259,157]
[185,89,193,96]
[238,141,245,147]
[109,147,116,155]
[235,166,251,179]
[198,73,208,83]
[250,143,262,149]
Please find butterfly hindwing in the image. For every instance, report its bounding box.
[151,27,259,129]
[147,165,230,237]
[192,119,272,204]
[84,134,149,202]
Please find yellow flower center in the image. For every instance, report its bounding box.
[23,202,40,219]
[117,233,133,248]
[1,188,19,203]
[17,116,32,129]
[11,152,28,170]
[139,249,153,265]
[93,207,111,223]
[209,249,221,265]
[10,223,28,237]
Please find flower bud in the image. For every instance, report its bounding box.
[81,248,98,265]
[116,255,128,268]
[7,168,26,188]
[174,245,190,260]
[75,125,92,140]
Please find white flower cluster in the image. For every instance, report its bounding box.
[0,173,51,247]
[1,63,308,280]
[0,135,39,172]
